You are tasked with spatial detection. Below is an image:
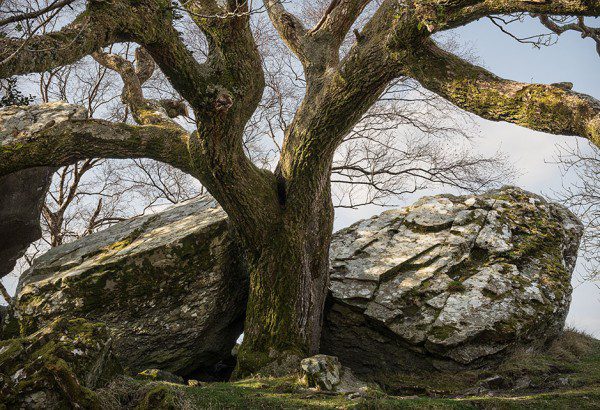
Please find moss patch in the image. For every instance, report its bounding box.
[88,330,600,409]
[0,318,122,409]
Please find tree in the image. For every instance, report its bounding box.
[1,0,599,377]
[555,141,600,282]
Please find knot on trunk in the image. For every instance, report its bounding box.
[214,92,233,113]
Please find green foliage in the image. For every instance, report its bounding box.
[0,77,35,107]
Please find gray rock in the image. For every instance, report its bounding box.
[300,355,341,391]
[300,354,368,393]
[479,375,507,390]
[4,185,582,381]
[0,103,85,282]
[0,167,54,282]
[5,199,247,376]
[513,376,532,391]
[322,186,583,377]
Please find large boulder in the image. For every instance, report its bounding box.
[3,185,582,381]
[0,317,122,409]
[321,187,583,376]
[4,200,247,376]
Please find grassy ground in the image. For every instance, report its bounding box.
[182,377,600,409]
[100,330,600,409]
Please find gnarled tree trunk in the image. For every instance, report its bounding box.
[234,187,334,377]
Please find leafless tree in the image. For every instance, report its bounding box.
[1,0,599,376]
[555,141,600,281]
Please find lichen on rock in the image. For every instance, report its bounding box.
[0,317,122,409]
[322,186,583,376]
[300,355,341,391]
[4,199,248,377]
[2,186,584,386]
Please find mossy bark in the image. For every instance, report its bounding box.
[232,181,334,377]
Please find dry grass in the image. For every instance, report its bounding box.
[95,375,194,409]
[547,327,596,362]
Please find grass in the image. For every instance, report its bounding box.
[98,329,600,409]
[181,380,600,409]
[377,328,600,396]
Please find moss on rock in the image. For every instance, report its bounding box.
[0,318,122,409]
[6,201,247,377]
[323,186,584,378]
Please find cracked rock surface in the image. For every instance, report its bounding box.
[322,186,583,376]
[3,199,247,376]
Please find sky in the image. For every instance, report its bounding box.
[1,12,599,336]
[336,16,600,336]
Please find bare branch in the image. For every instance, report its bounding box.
[0,13,119,78]
[0,0,76,27]
[421,0,600,33]
[554,141,600,280]
[536,14,600,57]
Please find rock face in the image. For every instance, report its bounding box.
[0,318,122,409]
[5,200,248,376]
[322,187,583,375]
[0,167,54,282]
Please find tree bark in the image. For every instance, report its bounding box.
[233,180,334,377]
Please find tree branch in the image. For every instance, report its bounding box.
[265,0,372,79]
[0,280,10,304]
[0,0,76,27]
[278,0,415,167]
[0,19,114,78]
[264,0,309,60]
[309,0,372,42]
[92,47,187,126]
[423,0,600,33]
[0,102,193,176]
[406,40,600,147]
[535,15,600,57]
